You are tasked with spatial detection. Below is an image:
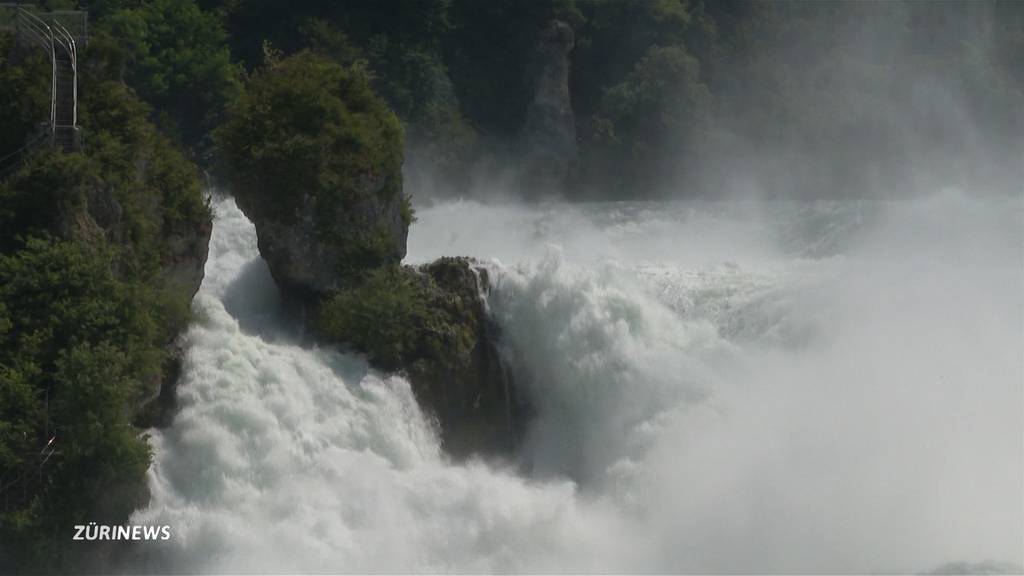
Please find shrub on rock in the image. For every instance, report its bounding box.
[218,51,410,294]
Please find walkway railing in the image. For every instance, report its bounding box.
[0,4,87,154]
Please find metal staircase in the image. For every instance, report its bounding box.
[52,24,78,150]
[3,4,86,152]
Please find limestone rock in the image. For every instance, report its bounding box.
[313,256,529,458]
[521,19,577,189]
[234,173,408,297]
[409,257,529,458]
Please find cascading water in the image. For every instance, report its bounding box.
[130,190,1023,573]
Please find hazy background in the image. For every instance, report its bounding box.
[393,0,1024,201]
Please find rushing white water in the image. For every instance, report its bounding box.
[132,190,1023,573]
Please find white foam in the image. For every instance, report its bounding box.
[131,192,1024,573]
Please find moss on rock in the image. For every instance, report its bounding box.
[316,258,527,457]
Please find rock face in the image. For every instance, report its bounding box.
[66,183,212,300]
[162,214,213,300]
[521,19,577,188]
[312,256,529,458]
[409,258,529,457]
[218,52,408,298]
[220,52,523,458]
[233,174,408,297]
[61,180,212,426]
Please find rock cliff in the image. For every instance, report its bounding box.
[412,258,529,456]
[521,19,577,189]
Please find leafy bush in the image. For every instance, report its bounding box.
[585,45,713,194]
[0,238,159,569]
[97,0,240,146]
[217,50,405,232]
[316,265,477,373]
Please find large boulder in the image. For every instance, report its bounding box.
[218,51,409,297]
[234,173,408,297]
[315,258,529,457]
[412,259,528,456]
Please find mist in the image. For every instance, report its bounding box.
[134,2,1024,573]
[404,189,1023,573]
[689,1,1024,201]
[403,1,1023,204]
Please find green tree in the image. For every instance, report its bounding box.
[0,238,157,569]
[0,30,210,570]
[586,45,713,195]
[217,50,405,224]
[0,33,50,167]
[98,0,239,147]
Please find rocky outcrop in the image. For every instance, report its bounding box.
[24,153,212,431]
[232,175,522,458]
[162,215,213,300]
[220,51,523,458]
[233,173,408,297]
[235,187,526,456]
[218,52,408,299]
[521,19,577,189]
[312,257,528,458]
[54,179,212,427]
[65,182,212,300]
[408,258,529,457]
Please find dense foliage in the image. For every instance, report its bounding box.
[95,0,239,148]
[218,51,403,218]
[588,45,713,194]
[316,262,478,379]
[218,50,409,275]
[0,34,49,164]
[0,27,209,570]
[204,0,1024,198]
[0,239,155,565]
[12,0,1022,198]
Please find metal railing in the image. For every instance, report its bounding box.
[0,3,87,39]
[51,12,78,129]
[13,7,57,132]
[0,4,85,151]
